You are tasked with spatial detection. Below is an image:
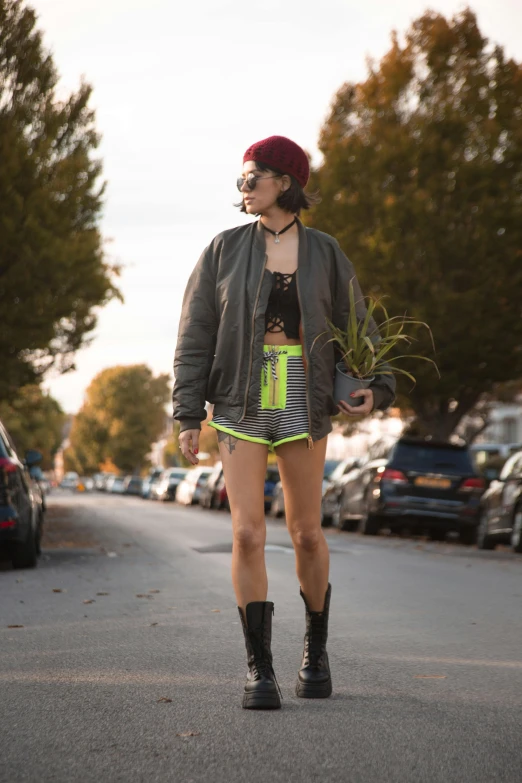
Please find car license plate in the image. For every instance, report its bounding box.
[414,476,451,489]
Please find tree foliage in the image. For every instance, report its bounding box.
[0,0,121,400]
[65,365,170,475]
[0,385,65,468]
[305,8,522,439]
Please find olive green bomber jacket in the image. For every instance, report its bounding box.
[172,219,396,443]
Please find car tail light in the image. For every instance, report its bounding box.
[459,477,486,492]
[0,457,17,474]
[380,469,408,484]
[0,520,16,529]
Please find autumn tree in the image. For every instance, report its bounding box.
[65,365,170,474]
[0,0,120,401]
[0,385,65,469]
[306,8,522,440]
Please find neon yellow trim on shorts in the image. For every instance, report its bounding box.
[208,420,270,446]
[272,433,310,449]
[263,344,302,355]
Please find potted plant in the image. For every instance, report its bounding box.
[312,278,439,408]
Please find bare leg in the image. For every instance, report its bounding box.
[276,436,329,611]
[217,432,269,612]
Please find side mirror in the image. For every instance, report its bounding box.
[25,449,43,467]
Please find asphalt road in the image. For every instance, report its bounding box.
[1,493,522,783]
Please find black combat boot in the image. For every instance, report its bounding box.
[238,601,282,710]
[296,583,333,698]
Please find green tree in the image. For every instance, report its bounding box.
[66,365,170,474]
[306,8,522,440]
[0,385,65,468]
[0,0,121,401]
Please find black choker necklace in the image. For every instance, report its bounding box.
[261,217,296,244]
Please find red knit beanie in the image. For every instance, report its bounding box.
[243,135,310,188]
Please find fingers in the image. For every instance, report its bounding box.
[337,389,374,417]
[179,429,200,466]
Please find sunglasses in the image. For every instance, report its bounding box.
[236,173,280,192]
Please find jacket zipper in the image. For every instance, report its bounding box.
[296,268,314,450]
[240,253,267,422]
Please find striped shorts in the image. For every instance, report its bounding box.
[209,344,310,450]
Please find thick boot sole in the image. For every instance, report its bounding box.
[242,690,281,710]
[295,678,333,699]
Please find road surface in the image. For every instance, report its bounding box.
[1,493,521,783]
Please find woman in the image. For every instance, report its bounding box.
[173,135,396,710]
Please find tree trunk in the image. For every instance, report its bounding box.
[405,392,482,442]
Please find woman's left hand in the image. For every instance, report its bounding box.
[337,389,374,417]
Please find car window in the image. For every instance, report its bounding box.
[391,442,474,473]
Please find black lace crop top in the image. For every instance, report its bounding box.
[264,270,301,339]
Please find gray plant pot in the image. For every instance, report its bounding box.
[334,363,374,407]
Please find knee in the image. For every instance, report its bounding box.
[233,522,265,555]
[292,527,323,555]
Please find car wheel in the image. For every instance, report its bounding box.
[511,505,522,554]
[35,508,44,555]
[12,525,38,569]
[477,510,495,550]
[358,509,380,536]
[429,528,446,542]
[459,527,477,547]
[321,509,332,528]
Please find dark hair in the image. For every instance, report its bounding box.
[236,161,320,215]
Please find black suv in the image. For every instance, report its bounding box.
[335,437,485,543]
[0,420,44,568]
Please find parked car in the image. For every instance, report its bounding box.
[476,450,522,552]
[78,476,94,492]
[264,466,280,513]
[321,458,361,526]
[60,471,79,490]
[0,421,44,569]
[141,467,163,499]
[154,468,188,502]
[200,462,228,510]
[93,472,116,491]
[176,467,213,505]
[123,475,143,496]
[107,476,125,494]
[270,459,342,519]
[334,437,485,543]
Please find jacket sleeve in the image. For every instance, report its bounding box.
[331,241,396,412]
[173,244,218,432]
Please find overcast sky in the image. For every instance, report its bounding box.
[35,0,522,413]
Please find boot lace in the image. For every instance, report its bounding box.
[304,613,326,669]
[249,633,283,700]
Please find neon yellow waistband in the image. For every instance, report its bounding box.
[263,344,302,356]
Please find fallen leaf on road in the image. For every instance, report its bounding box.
[148,589,160,594]
[7,625,24,628]
[211,609,220,613]
[96,592,109,596]
[52,588,63,593]
[150,622,158,626]
[157,697,172,703]
[83,599,95,604]
[413,675,447,679]
[176,731,200,737]
[136,594,154,599]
